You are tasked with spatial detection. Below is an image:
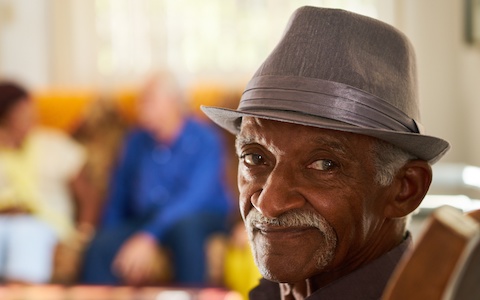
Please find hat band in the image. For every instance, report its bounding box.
[239,75,423,134]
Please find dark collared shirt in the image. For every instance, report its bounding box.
[249,234,412,300]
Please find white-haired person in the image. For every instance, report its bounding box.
[81,72,234,286]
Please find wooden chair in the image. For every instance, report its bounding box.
[382,205,480,300]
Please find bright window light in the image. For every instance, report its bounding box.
[94,0,378,84]
[463,166,480,188]
[421,195,480,212]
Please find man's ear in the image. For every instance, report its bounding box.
[384,160,432,218]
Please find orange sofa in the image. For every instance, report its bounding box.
[32,83,243,133]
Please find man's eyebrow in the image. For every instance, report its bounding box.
[235,135,254,153]
[312,136,349,155]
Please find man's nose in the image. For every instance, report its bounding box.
[251,165,306,218]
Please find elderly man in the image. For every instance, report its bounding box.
[202,6,449,300]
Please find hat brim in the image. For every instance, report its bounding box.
[201,105,450,164]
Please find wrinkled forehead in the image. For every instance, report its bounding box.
[236,116,377,156]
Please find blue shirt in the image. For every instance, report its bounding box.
[101,117,233,242]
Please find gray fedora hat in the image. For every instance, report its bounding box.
[201,6,450,163]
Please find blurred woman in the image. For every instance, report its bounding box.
[0,81,89,283]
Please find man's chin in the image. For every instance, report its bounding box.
[255,260,320,284]
[260,268,311,284]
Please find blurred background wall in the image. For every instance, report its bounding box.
[0,0,479,167]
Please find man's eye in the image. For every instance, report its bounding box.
[308,159,337,171]
[241,153,265,166]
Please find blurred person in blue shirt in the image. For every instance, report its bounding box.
[81,71,234,286]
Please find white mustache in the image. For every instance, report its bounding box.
[246,208,330,229]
